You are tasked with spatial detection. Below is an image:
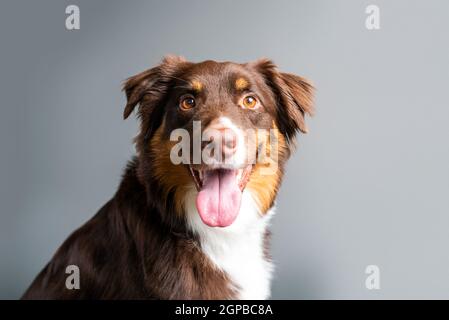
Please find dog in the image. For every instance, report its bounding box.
[22,56,314,299]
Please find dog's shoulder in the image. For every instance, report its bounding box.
[22,161,149,299]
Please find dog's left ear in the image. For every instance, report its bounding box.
[251,59,315,142]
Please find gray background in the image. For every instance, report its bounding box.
[1,0,448,299]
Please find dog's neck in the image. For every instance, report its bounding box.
[183,186,274,299]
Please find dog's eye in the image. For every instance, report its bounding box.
[180,96,196,110]
[241,95,258,110]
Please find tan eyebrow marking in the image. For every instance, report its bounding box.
[191,80,203,92]
[235,77,249,91]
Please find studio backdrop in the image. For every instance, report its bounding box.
[1,0,448,299]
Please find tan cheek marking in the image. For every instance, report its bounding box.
[247,123,289,214]
[150,126,193,215]
[247,164,281,214]
[191,80,203,92]
[235,77,249,91]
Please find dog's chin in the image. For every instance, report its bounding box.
[188,164,252,228]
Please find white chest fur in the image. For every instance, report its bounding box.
[184,187,274,300]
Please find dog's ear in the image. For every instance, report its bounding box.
[251,59,314,142]
[123,55,187,120]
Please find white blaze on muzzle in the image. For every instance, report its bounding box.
[194,117,250,227]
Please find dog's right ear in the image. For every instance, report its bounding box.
[249,58,314,144]
[123,55,187,120]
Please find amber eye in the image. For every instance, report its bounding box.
[180,96,196,110]
[241,95,258,109]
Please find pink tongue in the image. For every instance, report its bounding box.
[196,169,242,227]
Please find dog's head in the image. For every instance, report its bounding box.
[124,56,314,228]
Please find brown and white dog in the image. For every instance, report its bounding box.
[22,56,314,300]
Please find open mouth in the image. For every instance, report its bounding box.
[188,165,252,192]
[188,165,252,228]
